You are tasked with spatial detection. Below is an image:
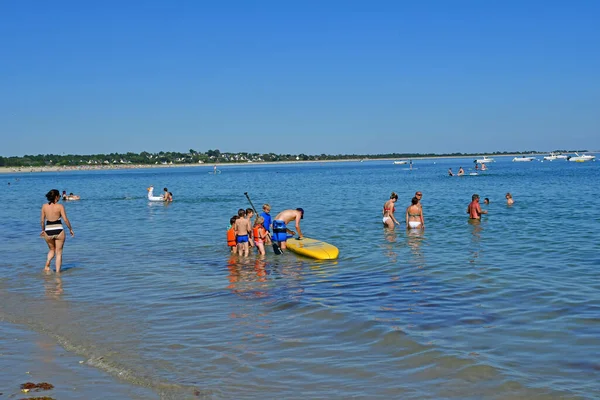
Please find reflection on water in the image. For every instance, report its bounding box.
[468,219,483,264]
[227,255,270,299]
[406,228,425,268]
[383,229,398,263]
[43,274,64,300]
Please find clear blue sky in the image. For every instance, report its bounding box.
[1,0,599,156]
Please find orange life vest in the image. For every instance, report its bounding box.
[227,227,236,246]
[253,226,264,241]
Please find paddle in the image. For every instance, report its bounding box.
[244,192,283,255]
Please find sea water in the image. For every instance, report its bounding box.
[1,157,599,399]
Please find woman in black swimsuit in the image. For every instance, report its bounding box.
[41,189,74,273]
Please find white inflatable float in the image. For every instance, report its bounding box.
[147,186,164,202]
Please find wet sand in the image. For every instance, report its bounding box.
[0,322,158,400]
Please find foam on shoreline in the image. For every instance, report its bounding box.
[0,321,159,399]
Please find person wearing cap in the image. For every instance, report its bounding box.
[272,208,304,250]
[467,194,487,220]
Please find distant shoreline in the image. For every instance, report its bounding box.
[0,152,586,174]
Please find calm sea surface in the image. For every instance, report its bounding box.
[1,156,599,399]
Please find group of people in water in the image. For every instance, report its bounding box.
[61,190,80,201]
[227,203,304,256]
[383,190,515,230]
[448,162,487,176]
[383,191,425,229]
[39,183,515,272]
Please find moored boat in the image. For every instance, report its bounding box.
[512,156,536,162]
[393,160,408,165]
[567,153,596,162]
[475,156,495,163]
[543,152,568,161]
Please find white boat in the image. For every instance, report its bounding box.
[543,152,568,161]
[568,153,596,162]
[512,156,536,162]
[475,156,495,163]
[393,160,408,165]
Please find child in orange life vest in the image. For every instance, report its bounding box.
[227,216,239,254]
[253,216,267,255]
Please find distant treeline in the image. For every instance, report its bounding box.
[0,149,580,167]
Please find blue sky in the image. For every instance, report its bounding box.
[1,0,599,156]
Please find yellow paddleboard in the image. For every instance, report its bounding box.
[285,237,339,260]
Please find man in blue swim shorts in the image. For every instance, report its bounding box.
[273,208,304,250]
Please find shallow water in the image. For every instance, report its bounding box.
[1,157,599,399]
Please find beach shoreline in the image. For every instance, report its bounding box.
[0,153,547,174]
[0,321,158,400]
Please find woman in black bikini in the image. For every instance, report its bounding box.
[41,189,74,273]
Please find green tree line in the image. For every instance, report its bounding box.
[0,149,576,167]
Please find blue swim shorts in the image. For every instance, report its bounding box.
[236,235,249,243]
[272,220,288,242]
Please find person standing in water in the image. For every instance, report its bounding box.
[273,208,304,250]
[406,197,424,229]
[234,209,252,256]
[40,189,74,273]
[414,191,425,228]
[506,192,514,205]
[467,194,487,220]
[260,203,273,244]
[382,192,400,229]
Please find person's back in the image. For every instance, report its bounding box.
[234,213,251,256]
[406,196,424,229]
[235,216,249,235]
[43,201,64,222]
